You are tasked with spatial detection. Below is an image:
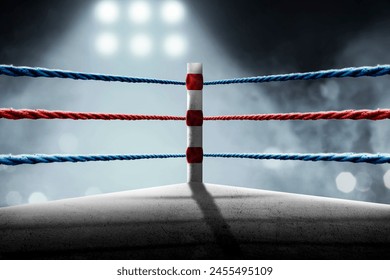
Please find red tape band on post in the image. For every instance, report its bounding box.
[186,147,203,163]
[186,74,203,90]
[186,110,203,126]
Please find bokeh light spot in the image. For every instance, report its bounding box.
[384,170,390,189]
[336,172,356,193]
[28,192,48,204]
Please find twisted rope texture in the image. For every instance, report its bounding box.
[0,154,185,166]
[0,65,185,85]
[2,108,390,121]
[3,65,389,86]
[204,109,390,121]
[1,153,390,165]
[204,65,390,85]
[204,153,390,164]
[0,109,185,121]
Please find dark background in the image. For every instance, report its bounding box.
[2,0,390,68]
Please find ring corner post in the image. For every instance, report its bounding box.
[186,63,203,183]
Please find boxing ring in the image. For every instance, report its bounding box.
[0,63,389,259]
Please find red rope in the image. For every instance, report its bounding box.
[204,109,390,121]
[2,108,390,121]
[0,109,185,121]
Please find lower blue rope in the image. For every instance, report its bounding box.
[0,65,185,85]
[204,65,390,85]
[204,153,390,164]
[0,154,185,166]
[0,153,390,166]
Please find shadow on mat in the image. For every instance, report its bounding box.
[189,182,243,258]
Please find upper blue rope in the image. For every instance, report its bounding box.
[1,152,390,166]
[0,65,185,85]
[3,65,389,86]
[204,65,390,85]
[204,153,390,164]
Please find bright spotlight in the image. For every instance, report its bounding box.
[161,1,185,24]
[384,170,390,189]
[129,34,153,56]
[128,1,152,24]
[95,1,119,24]
[163,34,187,57]
[28,192,48,204]
[95,33,119,55]
[336,172,356,193]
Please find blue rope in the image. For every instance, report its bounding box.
[204,65,390,85]
[3,65,389,86]
[0,65,185,85]
[1,152,390,166]
[0,153,185,166]
[204,153,390,164]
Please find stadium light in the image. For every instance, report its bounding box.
[95,1,120,24]
[163,34,187,57]
[161,1,185,24]
[94,1,188,58]
[95,32,119,55]
[128,1,152,24]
